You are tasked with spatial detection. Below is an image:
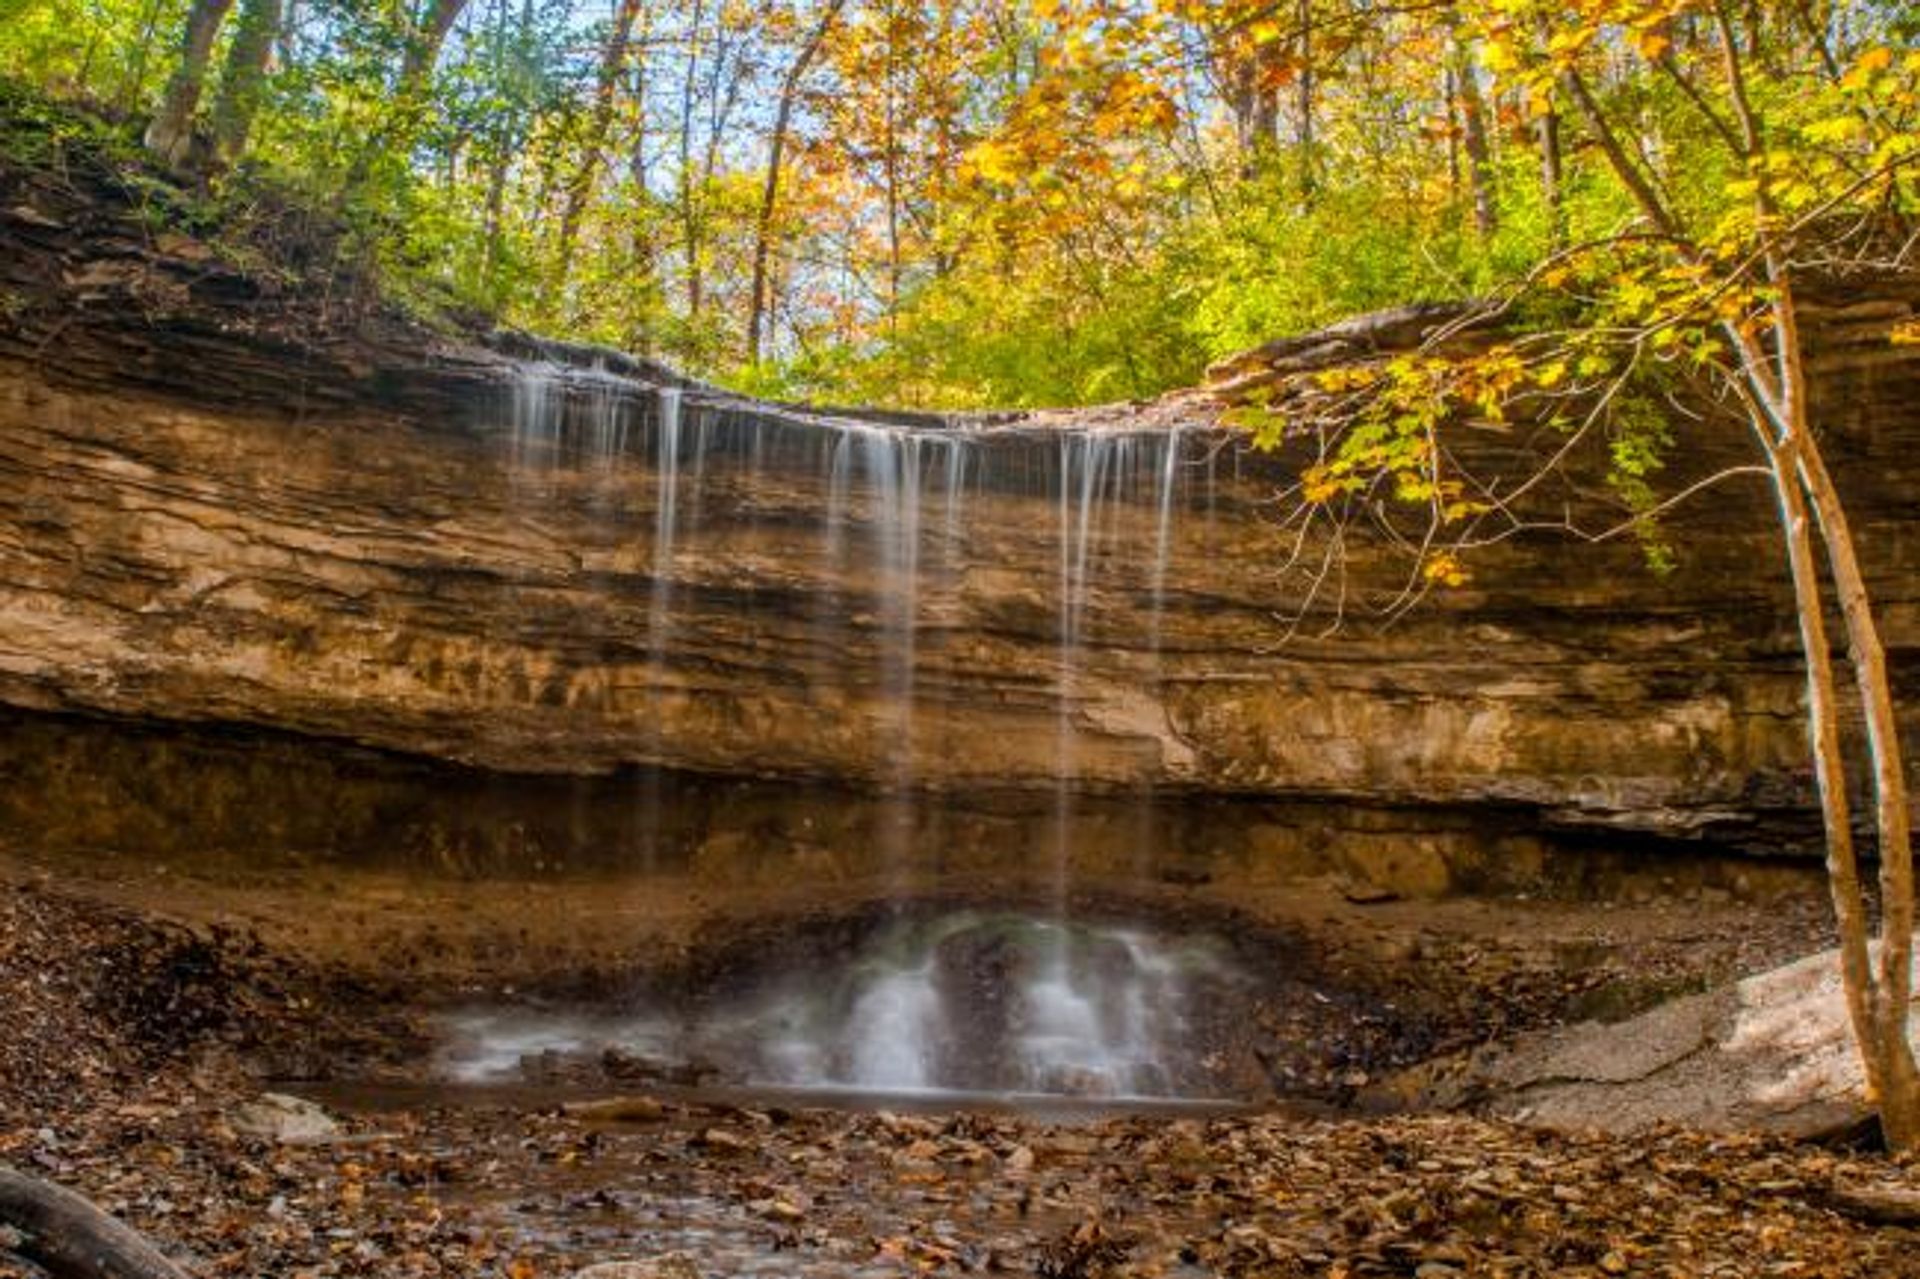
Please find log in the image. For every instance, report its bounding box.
[1826,1180,1920,1226]
[0,1165,190,1279]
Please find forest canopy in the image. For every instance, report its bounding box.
[2,1,1916,408]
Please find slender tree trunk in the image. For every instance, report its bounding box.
[556,0,646,291]
[144,0,238,167]
[747,0,847,363]
[1451,36,1496,236]
[1753,418,1885,1101]
[627,12,656,306]
[1536,102,1563,247]
[1734,281,1919,1150]
[881,0,903,332]
[678,0,706,317]
[1296,0,1315,205]
[117,0,170,115]
[208,0,282,166]
[1786,417,1919,1148]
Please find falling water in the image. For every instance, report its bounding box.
[509,363,560,471]
[488,358,1230,1096]
[437,912,1247,1099]
[641,386,684,865]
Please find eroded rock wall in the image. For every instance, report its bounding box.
[2,153,1918,853]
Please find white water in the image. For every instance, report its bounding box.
[437,912,1245,1099]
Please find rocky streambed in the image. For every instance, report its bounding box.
[8,841,1918,1279]
[7,1014,1918,1279]
[5,100,1920,1279]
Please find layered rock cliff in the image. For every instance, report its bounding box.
[2,133,1917,858]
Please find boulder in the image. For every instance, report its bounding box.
[229,1092,340,1145]
[1430,946,1918,1139]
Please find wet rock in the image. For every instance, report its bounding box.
[692,1127,748,1154]
[751,1197,805,1223]
[229,1092,339,1144]
[603,1047,720,1087]
[9,259,1920,854]
[573,1257,703,1279]
[564,1095,667,1124]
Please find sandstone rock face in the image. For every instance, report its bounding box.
[2,154,1917,854]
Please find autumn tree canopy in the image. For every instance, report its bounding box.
[11,1,1904,407]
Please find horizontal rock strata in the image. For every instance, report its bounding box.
[2,144,1918,854]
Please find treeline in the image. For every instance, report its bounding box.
[2,1,1915,406]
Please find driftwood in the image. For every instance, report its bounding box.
[0,1165,190,1279]
[1827,1179,1920,1226]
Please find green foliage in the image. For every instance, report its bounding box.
[3,0,1915,422]
[1605,388,1678,576]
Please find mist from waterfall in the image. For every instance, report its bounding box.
[438,911,1248,1100]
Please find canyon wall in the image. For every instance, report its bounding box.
[3,154,1918,859]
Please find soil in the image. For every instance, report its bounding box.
[5,849,1917,1278]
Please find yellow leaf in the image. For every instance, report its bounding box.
[1422,551,1469,588]
[1842,45,1894,90]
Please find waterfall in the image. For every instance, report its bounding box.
[437,912,1244,1099]
[482,362,1243,1098]
[509,363,560,472]
[641,386,684,866]
[490,357,1219,926]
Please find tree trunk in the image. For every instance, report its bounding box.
[881,0,903,334]
[1532,15,1563,248]
[1753,418,1887,1111]
[747,0,847,364]
[1451,36,1496,236]
[208,0,283,166]
[1536,102,1563,248]
[555,0,647,291]
[1732,277,1920,1150]
[678,0,706,318]
[1295,0,1315,205]
[1758,262,1919,1148]
[1792,429,1920,1150]
[0,1164,190,1279]
[627,10,656,325]
[144,0,238,168]
[399,0,471,91]
[116,0,171,115]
